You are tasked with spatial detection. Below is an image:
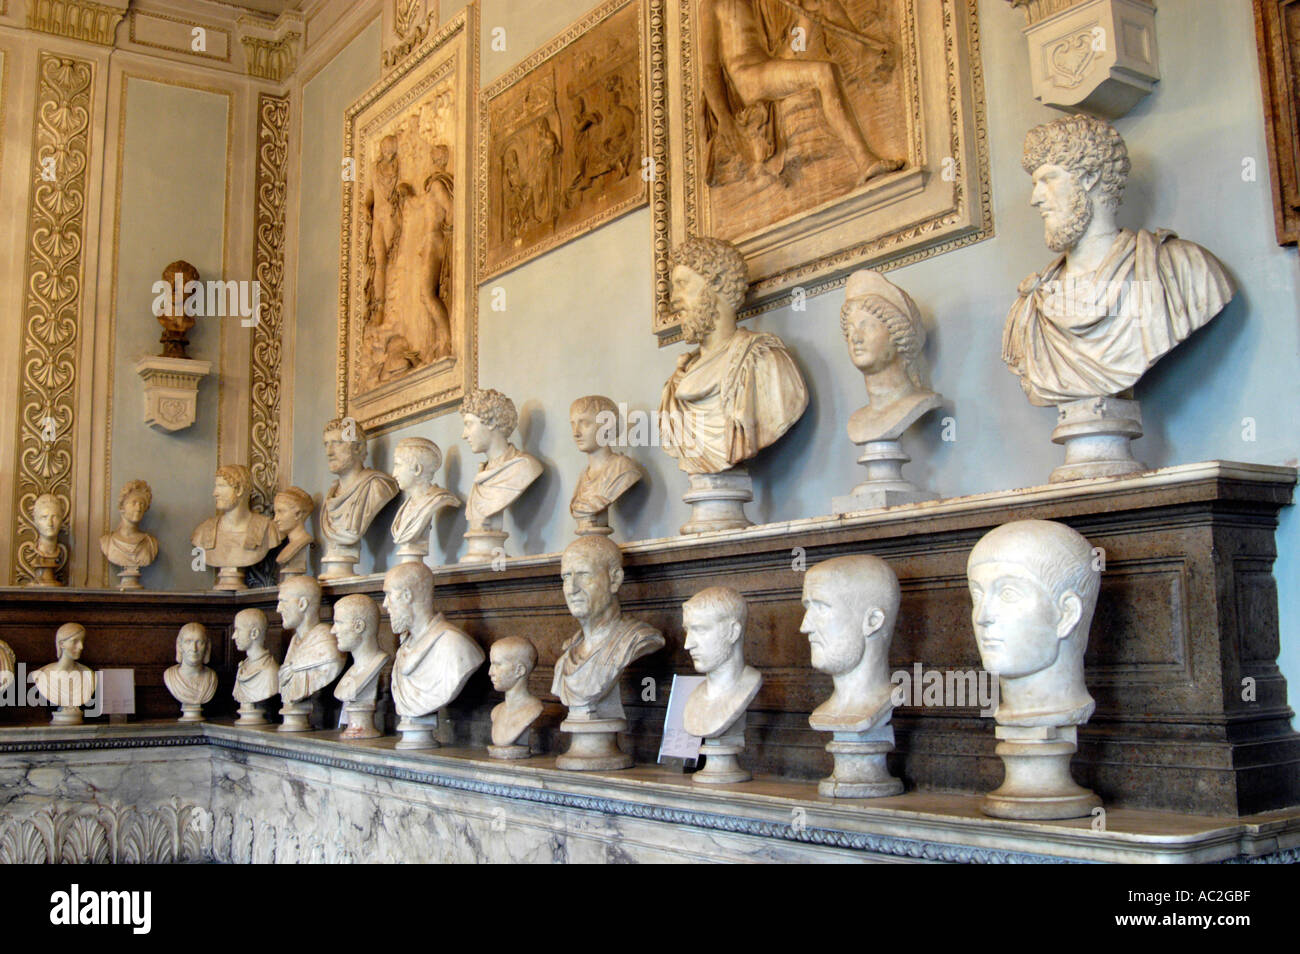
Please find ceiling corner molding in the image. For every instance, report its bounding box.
[237,10,304,81]
[26,0,128,45]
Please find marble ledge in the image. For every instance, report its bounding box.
[0,721,1297,864]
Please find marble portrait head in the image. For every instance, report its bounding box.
[682,586,747,674]
[393,438,441,492]
[967,520,1099,682]
[382,561,435,637]
[323,417,368,475]
[570,395,618,454]
[841,270,927,386]
[55,622,86,661]
[176,623,211,667]
[461,388,518,451]
[272,486,314,535]
[800,555,897,677]
[670,236,747,343]
[232,608,267,653]
[118,480,152,525]
[276,575,321,631]
[213,465,252,513]
[561,536,624,624]
[1022,115,1130,253]
[489,636,537,693]
[332,593,380,655]
[32,493,65,544]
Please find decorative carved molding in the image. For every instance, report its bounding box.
[10,53,94,586]
[240,32,302,82]
[1254,0,1300,245]
[1006,0,1085,25]
[136,355,212,432]
[0,798,210,863]
[249,92,289,513]
[26,0,127,46]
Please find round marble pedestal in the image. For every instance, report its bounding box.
[393,541,429,565]
[831,439,938,514]
[556,717,631,771]
[488,743,530,760]
[341,702,380,740]
[319,544,360,581]
[818,726,903,798]
[1050,396,1146,483]
[213,566,246,591]
[694,731,750,785]
[50,705,82,726]
[574,513,614,537]
[460,528,508,564]
[395,713,439,749]
[115,566,143,590]
[177,702,204,723]
[278,700,312,732]
[680,469,753,535]
[235,701,268,725]
[981,724,1100,820]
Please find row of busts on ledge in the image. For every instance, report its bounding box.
[38,114,1233,592]
[19,519,1105,821]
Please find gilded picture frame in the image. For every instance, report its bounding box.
[657,0,991,340]
[338,5,478,434]
[477,0,662,281]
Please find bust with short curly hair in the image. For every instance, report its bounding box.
[191,464,280,591]
[101,480,159,588]
[460,388,542,560]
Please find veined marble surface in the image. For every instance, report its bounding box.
[0,723,1297,863]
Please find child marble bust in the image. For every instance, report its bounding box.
[333,594,391,740]
[100,480,159,590]
[390,437,460,563]
[488,636,543,759]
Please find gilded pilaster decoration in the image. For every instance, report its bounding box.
[240,33,301,82]
[11,54,94,585]
[248,92,289,514]
[27,0,126,45]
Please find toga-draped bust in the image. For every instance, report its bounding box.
[164,664,217,706]
[551,616,664,713]
[279,622,344,704]
[466,444,543,526]
[391,612,484,717]
[391,486,460,544]
[659,328,808,474]
[99,531,158,570]
[570,452,643,520]
[234,653,279,704]
[321,468,399,546]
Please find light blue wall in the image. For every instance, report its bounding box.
[291,1,1300,710]
[108,79,229,591]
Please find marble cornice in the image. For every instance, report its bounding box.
[26,0,127,45]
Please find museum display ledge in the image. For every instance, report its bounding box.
[2,721,1298,864]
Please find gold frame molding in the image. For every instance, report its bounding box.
[656,0,991,340]
[337,4,478,435]
[475,0,660,282]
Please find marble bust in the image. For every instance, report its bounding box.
[488,636,544,759]
[99,480,159,590]
[276,575,345,731]
[967,519,1101,819]
[29,493,66,586]
[682,586,762,784]
[33,623,94,724]
[163,622,217,722]
[569,395,644,537]
[0,640,13,694]
[231,607,278,725]
[191,464,280,591]
[382,562,484,748]
[320,417,399,579]
[390,437,460,563]
[332,593,391,740]
[460,388,543,563]
[832,270,942,513]
[272,486,315,579]
[657,236,808,533]
[552,536,664,770]
[1003,115,1235,481]
[800,555,904,797]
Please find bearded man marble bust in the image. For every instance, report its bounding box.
[382,562,484,749]
[552,536,664,770]
[232,607,278,725]
[33,623,94,725]
[390,437,460,564]
[967,519,1102,819]
[488,636,544,760]
[460,388,543,563]
[272,486,315,580]
[569,395,644,537]
[332,593,391,740]
[100,480,159,590]
[682,586,762,785]
[163,622,217,722]
[832,269,943,514]
[800,554,904,798]
[320,417,399,580]
[191,464,280,591]
[1003,115,1235,482]
[658,236,808,534]
[276,575,345,731]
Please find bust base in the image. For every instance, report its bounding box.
[395,713,439,749]
[177,703,204,723]
[982,724,1100,820]
[115,566,143,591]
[393,541,429,565]
[680,469,753,535]
[341,702,379,740]
[833,440,937,514]
[235,701,268,725]
[278,700,312,732]
[574,516,614,537]
[556,717,631,771]
[50,706,83,726]
[817,725,903,799]
[212,566,247,592]
[694,731,750,785]
[460,529,508,564]
[319,544,360,581]
[488,743,531,760]
[1050,396,1146,483]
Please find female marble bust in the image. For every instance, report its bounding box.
[33,623,94,724]
[273,486,315,579]
[163,622,217,721]
[100,480,159,590]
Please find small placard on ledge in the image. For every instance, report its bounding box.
[657,674,705,763]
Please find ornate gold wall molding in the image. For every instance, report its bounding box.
[240,32,302,82]
[26,0,126,46]
[249,91,289,514]
[11,52,94,585]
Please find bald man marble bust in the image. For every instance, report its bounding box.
[276,576,345,731]
[333,594,391,740]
